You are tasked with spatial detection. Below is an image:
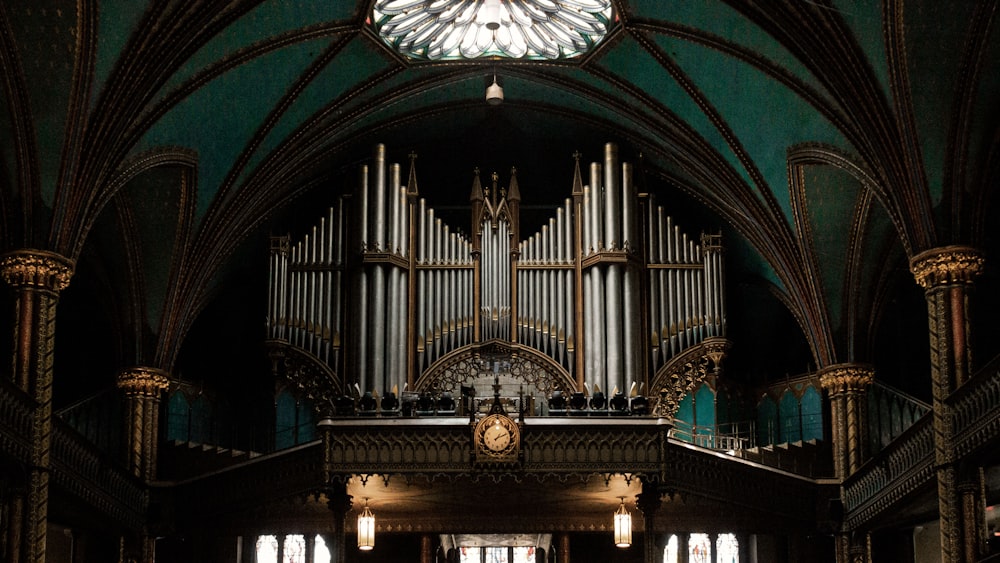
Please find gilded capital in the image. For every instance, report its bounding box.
[819,364,874,394]
[909,245,984,289]
[117,367,170,397]
[0,249,74,292]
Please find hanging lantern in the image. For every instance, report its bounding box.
[358,499,375,551]
[486,74,504,105]
[614,497,632,548]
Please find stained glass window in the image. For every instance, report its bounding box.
[166,391,189,442]
[283,534,305,563]
[716,533,739,563]
[460,546,480,563]
[314,535,331,563]
[255,535,279,563]
[372,0,614,60]
[689,533,711,563]
[512,546,535,563]
[485,546,509,563]
[663,534,679,563]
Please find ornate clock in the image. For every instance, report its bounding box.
[472,366,522,465]
[475,412,520,462]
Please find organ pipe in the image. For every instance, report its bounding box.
[266,143,727,401]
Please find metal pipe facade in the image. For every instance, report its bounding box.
[265,143,727,402]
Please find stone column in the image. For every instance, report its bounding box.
[678,533,689,563]
[240,535,256,563]
[910,245,984,563]
[848,532,870,563]
[819,364,874,479]
[1,479,26,563]
[1,249,74,563]
[959,468,987,561]
[117,367,170,481]
[304,533,315,563]
[820,364,873,563]
[557,533,570,563]
[636,486,661,563]
[326,484,352,563]
[420,534,433,563]
[737,533,751,563]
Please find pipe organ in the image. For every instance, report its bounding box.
[267,143,726,401]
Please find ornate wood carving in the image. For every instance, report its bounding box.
[50,419,147,529]
[0,380,146,530]
[416,340,575,396]
[266,339,342,416]
[649,340,732,419]
[843,416,934,529]
[949,360,1000,459]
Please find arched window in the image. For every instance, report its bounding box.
[166,391,190,442]
[694,384,716,447]
[689,533,711,563]
[676,392,695,439]
[275,390,298,450]
[757,396,777,445]
[778,390,801,443]
[283,534,305,563]
[716,533,739,563]
[663,534,679,563]
[189,394,213,444]
[800,385,823,442]
[511,546,535,563]
[255,535,278,563]
[275,389,317,450]
[297,399,315,442]
[314,535,331,563]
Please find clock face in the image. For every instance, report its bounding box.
[484,421,511,451]
[475,414,519,461]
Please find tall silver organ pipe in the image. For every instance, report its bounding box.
[642,194,726,372]
[416,205,474,370]
[477,175,512,342]
[266,142,727,400]
[267,194,348,367]
[516,199,576,374]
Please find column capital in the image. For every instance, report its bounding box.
[819,364,874,395]
[117,367,170,397]
[909,245,984,289]
[0,249,74,292]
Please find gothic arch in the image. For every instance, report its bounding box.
[415,339,576,397]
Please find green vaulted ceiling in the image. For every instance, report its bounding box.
[0,0,998,405]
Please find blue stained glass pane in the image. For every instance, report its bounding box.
[779,390,801,443]
[166,392,190,442]
[275,390,298,450]
[800,386,823,442]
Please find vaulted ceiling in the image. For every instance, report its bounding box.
[1,1,998,407]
